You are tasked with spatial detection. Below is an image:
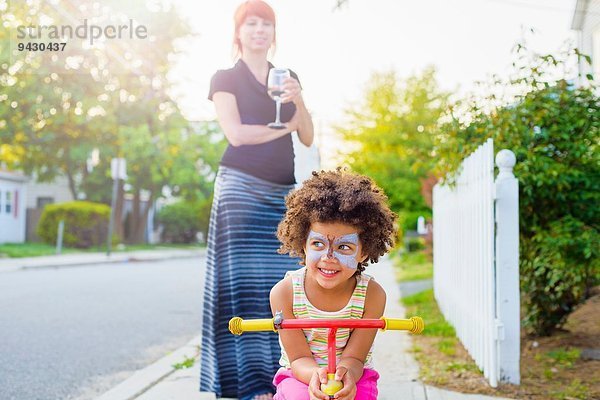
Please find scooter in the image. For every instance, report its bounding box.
[229,312,424,397]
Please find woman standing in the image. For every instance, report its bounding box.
[199,1,314,399]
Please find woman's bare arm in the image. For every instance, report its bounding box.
[281,77,314,147]
[213,92,299,146]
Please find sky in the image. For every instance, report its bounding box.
[166,0,578,165]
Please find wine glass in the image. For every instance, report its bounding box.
[267,68,290,129]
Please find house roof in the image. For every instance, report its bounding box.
[572,0,590,30]
[0,170,28,183]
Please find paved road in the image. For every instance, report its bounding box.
[0,257,205,400]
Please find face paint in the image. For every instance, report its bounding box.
[305,230,361,269]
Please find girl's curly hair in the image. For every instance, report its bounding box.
[277,169,397,273]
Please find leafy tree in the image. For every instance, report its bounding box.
[435,46,599,336]
[172,121,228,202]
[0,1,120,197]
[337,67,449,234]
[0,1,228,244]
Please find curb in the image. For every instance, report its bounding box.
[96,336,205,400]
[0,250,206,273]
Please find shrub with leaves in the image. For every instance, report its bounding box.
[157,198,211,244]
[37,201,110,248]
[435,46,600,336]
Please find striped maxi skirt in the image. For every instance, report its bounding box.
[199,166,299,400]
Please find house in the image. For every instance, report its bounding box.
[0,168,74,243]
[0,170,28,243]
[572,0,600,81]
[24,175,74,242]
[26,175,74,210]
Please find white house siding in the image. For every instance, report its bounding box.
[573,0,600,81]
[25,175,74,209]
[0,172,28,243]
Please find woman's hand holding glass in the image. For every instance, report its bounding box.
[280,77,302,105]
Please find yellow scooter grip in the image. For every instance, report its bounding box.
[380,316,425,334]
[229,317,276,335]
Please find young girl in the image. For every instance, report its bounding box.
[270,169,397,400]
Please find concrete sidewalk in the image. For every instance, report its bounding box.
[0,247,206,273]
[96,256,514,400]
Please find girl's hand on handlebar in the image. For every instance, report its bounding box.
[308,367,329,400]
[332,366,357,400]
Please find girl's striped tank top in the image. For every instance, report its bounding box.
[278,267,374,369]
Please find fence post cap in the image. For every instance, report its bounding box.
[495,149,516,169]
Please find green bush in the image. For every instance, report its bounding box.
[435,47,600,335]
[521,217,599,334]
[157,198,212,244]
[406,236,426,252]
[37,201,110,248]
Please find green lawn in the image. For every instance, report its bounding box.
[0,243,80,258]
[402,288,484,386]
[0,242,205,258]
[393,250,433,282]
[402,289,455,337]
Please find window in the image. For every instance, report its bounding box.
[5,191,11,214]
[37,197,54,209]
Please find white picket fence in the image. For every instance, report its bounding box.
[432,138,520,387]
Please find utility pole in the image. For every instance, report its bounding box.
[107,158,127,256]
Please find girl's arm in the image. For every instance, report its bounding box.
[335,280,386,400]
[213,92,299,147]
[270,278,329,399]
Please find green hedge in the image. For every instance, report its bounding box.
[521,216,599,334]
[157,198,211,244]
[37,201,110,248]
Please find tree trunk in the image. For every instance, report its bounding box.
[126,189,141,244]
[419,173,438,208]
[131,190,153,244]
[65,169,78,201]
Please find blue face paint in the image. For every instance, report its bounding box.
[305,230,361,269]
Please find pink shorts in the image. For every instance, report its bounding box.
[272,367,379,400]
